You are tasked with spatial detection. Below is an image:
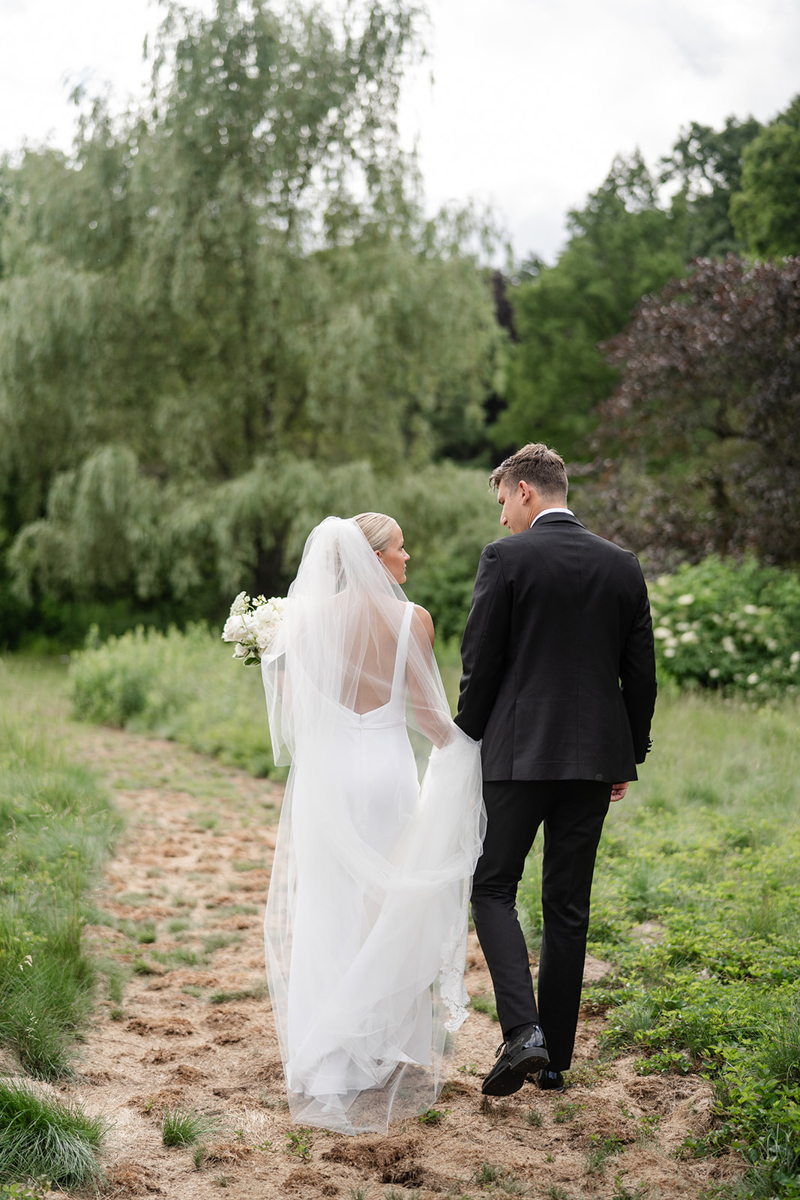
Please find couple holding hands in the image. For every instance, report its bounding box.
[261,441,657,1134]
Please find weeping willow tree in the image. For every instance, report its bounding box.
[0,0,503,642]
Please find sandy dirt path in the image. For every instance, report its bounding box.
[55,723,742,1199]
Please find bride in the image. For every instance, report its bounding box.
[261,513,485,1134]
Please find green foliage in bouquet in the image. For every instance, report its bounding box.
[649,557,800,698]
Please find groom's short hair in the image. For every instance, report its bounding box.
[489,443,568,500]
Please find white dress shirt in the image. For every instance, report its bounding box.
[530,506,574,527]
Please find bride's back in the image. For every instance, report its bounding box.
[335,593,409,716]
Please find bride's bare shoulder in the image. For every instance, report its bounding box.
[412,604,435,648]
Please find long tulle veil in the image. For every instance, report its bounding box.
[261,516,485,1133]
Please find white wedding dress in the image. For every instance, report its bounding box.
[261,517,485,1134]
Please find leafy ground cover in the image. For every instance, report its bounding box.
[0,658,120,1081]
[519,692,800,1198]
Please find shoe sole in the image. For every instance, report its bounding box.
[481,1047,550,1097]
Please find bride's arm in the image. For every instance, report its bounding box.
[406,606,456,749]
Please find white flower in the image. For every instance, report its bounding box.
[747,673,759,686]
[677,593,695,606]
[743,604,759,615]
[222,614,250,643]
[766,638,778,652]
[230,591,251,616]
[663,647,676,658]
[654,626,672,639]
[680,631,698,644]
[790,651,800,665]
[722,637,737,655]
[709,668,720,679]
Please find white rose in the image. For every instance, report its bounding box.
[222,614,249,643]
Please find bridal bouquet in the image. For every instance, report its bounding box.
[222,592,287,665]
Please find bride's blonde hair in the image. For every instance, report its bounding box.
[353,512,398,553]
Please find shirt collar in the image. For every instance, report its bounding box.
[530,506,574,528]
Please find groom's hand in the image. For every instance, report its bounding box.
[610,782,629,802]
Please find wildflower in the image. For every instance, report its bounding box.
[747,673,759,686]
[677,593,694,606]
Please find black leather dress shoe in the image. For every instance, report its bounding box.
[481,1024,550,1096]
[534,1068,565,1091]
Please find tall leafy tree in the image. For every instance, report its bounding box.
[493,154,686,460]
[580,256,800,567]
[730,95,800,259]
[660,115,761,258]
[0,0,500,636]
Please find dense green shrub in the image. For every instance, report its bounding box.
[70,624,276,777]
[649,556,800,697]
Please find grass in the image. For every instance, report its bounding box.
[161,1105,219,1148]
[469,993,498,1022]
[69,624,282,778]
[0,661,120,1079]
[518,691,800,1199]
[0,1078,107,1189]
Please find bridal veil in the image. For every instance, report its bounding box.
[261,516,485,1134]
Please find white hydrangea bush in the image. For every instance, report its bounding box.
[648,557,800,698]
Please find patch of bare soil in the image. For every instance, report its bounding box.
[62,724,742,1199]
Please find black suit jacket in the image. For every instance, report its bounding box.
[454,513,657,782]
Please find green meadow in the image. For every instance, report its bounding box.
[519,692,800,1199]
[2,646,799,1196]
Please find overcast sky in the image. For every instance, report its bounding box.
[1,0,798,261]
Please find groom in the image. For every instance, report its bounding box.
[455,443,656,1095]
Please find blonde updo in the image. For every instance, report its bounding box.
[353,512,398,553]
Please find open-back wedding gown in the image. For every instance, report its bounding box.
[261,517,485,1134]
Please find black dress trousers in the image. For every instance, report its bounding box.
[470,779,611,1071]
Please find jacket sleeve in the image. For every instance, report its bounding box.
[454,543,511,741]
[620,571,657,763]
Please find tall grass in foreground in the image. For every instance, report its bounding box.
[0,670,120,1079]
[0,1079,107,1189]
[519,692,800,1198]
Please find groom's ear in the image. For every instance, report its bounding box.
[518,480,537,506]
